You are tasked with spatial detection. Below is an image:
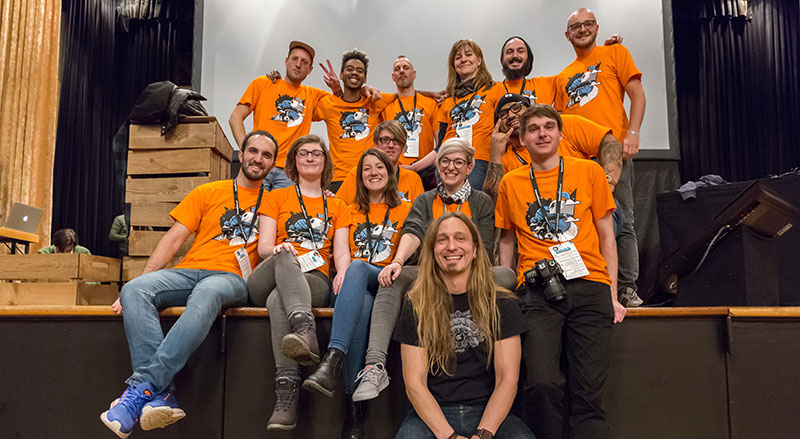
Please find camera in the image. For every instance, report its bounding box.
[524,259,567,303]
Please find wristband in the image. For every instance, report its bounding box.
[474,428,494,439]
[627,129,639,137]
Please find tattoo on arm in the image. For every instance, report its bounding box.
[598,134,623,183]
[483,162,505,204]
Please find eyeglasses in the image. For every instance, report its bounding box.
[498,101,525,119]
[297,149,324,158]
[568,19,596,32]
[378,136,402,146]
[439,157,468,169]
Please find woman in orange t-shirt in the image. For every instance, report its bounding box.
[247,134,351,431]
[304,148,412,437]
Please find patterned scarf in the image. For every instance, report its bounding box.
[454,78,477,99]
[437,180,472,205]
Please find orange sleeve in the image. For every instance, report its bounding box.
[332,198,352,230]
[169,184,206,232]
[312,96,327,122]
[237,76,267,109]
[613,45,643,86]
[562,115,612,158]
[494,177,513,230]
[336,168,358,205]
[259,187,281,219]
[532,75,557,106]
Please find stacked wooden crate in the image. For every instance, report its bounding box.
[0,254,121,305]
[124,116,233,281]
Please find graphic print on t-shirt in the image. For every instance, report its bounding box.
[449,95,486,128]
[339,109,371,140]
[215,206,259,246]
[525,189,581,242]
[393,110,424,139]
[451,309,485,353]
[272,95,306,127]
[352,219,399,263]
[285,211,331,249]
[566,63,602,108]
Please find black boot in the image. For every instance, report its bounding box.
[302,347,344,397]
[341,399,364,439]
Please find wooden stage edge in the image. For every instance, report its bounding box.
[0,305,798,318]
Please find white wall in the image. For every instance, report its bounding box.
[201,0,670,152]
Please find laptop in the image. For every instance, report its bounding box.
[3,203,43,234]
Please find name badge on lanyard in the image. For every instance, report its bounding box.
[232,179,264,280]
[398,94,420,158]
[294,185,329,273]
[548,241,589,280]
[454,93,477,145]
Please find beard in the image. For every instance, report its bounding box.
[501,57,528,81]
[240,161,269,182]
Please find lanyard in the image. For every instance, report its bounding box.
[294,185,329,250]
[364,206,392,264]
[437,195,463,218]
[529,158,564,238]
[502,79,526,96]
[396,93,418,134]
[452,91,479,123]
[232,178,264,243]
[514,150,528,165]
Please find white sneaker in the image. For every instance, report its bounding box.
[619,287,644,307]
[351,364,389,402]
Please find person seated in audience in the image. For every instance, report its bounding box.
[303,148,413,439]
[38,228,91,254]
[246,134,351,431]
[349,138,516,402]
[101,130,277,438]
[394,212,533,439]
[335,120,425,204]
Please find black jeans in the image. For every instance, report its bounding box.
[518,279,613,439]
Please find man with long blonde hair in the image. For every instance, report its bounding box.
[393,212,532,439]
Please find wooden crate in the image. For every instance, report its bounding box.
[128,230,194,257]
[125,176,211,203]
[0,254,121,282]
[129,116,233,161]
[122,256,183,282]
[127,148,223,176]
[0,281,119,306]
[130,201,178,227]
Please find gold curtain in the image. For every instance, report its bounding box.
[0,0,61,253]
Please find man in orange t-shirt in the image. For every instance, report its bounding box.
[230,41,329,190]
[336,120,425,205]
[380,56,439,189]
[555,8,646,307]
[101,131,277,437]
[495,105,624,439]
[313,49,395,191]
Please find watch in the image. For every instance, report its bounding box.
[474,428,494,439]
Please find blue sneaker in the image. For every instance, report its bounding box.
[100,382,156,438]
[140,387,186,431]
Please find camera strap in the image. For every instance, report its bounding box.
[529,157,564,239]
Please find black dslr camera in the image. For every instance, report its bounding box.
[524,259,567,303]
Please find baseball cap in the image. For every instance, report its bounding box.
[288,41,315,62]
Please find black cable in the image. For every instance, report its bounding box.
[690,224,732,276]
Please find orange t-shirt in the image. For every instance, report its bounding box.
[237,77,329,168]
[430,196,473,219]
[488,75,557,107]
[554,44,642,143]
[438,84,497,162]
[495,157,616,287]
[313,93,395,181]
[501,114,612,173]
[172,179,262,276]
[336,166,424,205]
[380,94,439,167]
[347,201,412,267]
[259,186,351,277]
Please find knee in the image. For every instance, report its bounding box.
[347,259,371,276]
[524,377,564,402]
[119,276,154,307]
[265,289,281,311]
[492,266,518,290]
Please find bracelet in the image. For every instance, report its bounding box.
[391,257,404,266]
[474,428,495,439]
[627,129,640,137]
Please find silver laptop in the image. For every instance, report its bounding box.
[4,203,43,233]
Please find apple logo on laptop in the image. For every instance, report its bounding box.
[22,216,28,222]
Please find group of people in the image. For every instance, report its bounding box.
[100,7,645,439]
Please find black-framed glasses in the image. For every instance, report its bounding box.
[297,149,324,158]
[568,19,596,32]
[439,157,468,169]
[378,136,402,146]
[498,102,525,119]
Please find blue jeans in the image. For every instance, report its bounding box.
[263,167,293,191]
[613,158,638,293]
[396,404,534,439]
[467,159,489,191]
[328,260,380,393]
[120,268,247,393]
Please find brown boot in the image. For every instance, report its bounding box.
[267,370,300,431]
[282,310,320,365]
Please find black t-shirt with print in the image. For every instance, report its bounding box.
[393,292,525,405]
